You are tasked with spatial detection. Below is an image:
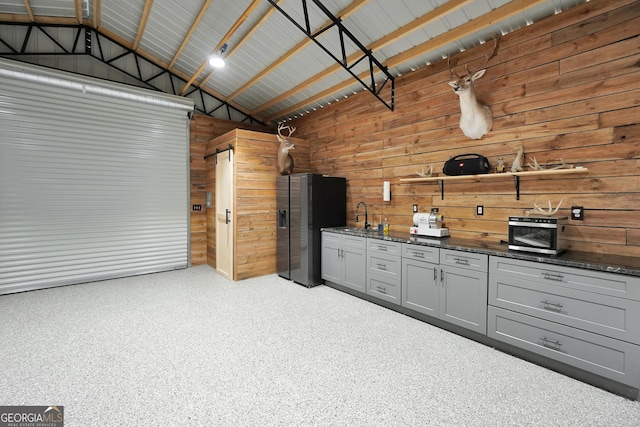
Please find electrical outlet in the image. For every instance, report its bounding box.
[571,206,584,220]
[413,204,418,213]
[192,204,202,211]
[477,205,484,216]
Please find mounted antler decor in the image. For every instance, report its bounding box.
[527,157,574,171]
[448,34,501,140]
[276,123,295,175]
[416,164,434,177]
[526,199,563,216]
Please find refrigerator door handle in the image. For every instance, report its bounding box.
[278,209,287,228]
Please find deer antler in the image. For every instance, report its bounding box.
[526,199,563,216]
[527,157,573,171]
[448,33,501,77]
[416,164,434,177]
[277,123,296,141]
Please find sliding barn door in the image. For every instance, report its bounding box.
[215,149,235,280]
[0,59,194,295]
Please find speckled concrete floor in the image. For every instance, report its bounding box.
[1,264,639,426]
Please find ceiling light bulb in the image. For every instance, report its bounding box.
[209,56,225,68]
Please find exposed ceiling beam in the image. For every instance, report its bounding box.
[91,25,258,119]
[226,0,370,102]
[254,0,474,116]
[169,0,212,69]
[75,0,83,24]
[22,0,34,22]
[197,0,284,88]
[92,0,101,29]
[133,0,154,51]
[0,14,77,25]
[264,0,549,122]
[179,0,262,95]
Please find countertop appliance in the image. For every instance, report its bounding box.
[277,173,346,287]
[410,211,449,238]
[508,215,567,255]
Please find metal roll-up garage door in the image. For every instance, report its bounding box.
[0,58,194,295]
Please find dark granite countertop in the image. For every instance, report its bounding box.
[322,227,640,278]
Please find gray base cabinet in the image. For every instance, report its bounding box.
[440,249,488,334]
[321,231,366,292]
[401,245,488,335]
[366,239,402,304]
[401,246,439,316]
[488,256,640,388]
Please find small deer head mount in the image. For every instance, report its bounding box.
[448,34,501,140]
[276,123,295,175]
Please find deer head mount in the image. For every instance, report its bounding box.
[276,123,295,175]
[448,34,501,140]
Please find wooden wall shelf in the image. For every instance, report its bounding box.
[399,167,588,200]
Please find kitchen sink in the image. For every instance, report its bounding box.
[336,227,377,234]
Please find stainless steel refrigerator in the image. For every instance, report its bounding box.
[277,173,346,287]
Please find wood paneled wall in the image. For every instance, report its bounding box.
[190,116,271,265]
[205,129,310,279]
[290,0,640,257]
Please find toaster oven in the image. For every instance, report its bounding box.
[508,216,567,255]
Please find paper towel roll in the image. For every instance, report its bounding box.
[383,181,391,201]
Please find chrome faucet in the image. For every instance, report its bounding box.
[355,201,371,229]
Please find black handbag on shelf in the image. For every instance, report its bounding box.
[443,153,491,176]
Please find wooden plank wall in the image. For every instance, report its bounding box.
[291,0,640,257]
[190,116,271,265]
[205,129,310,279]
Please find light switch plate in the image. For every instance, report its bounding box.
[477,205,484,216]
[413,204,418,213]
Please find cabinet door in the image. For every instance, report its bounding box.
[441,266,488,334]
[321,232,342,284]
[402,258,438,316]
[343,244,367,293]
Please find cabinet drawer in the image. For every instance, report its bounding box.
[490,256,640,301]
[402,243,439,263]
[440,249,488,272]
[344,235,366,249]
[490,275,640,345]
[368,253,401,280]
[367,274,401,304]
[367,239,401,256]
[322,231,341,246]
[488,306,640,387]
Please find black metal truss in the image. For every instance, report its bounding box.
[267,0,394,111]
[0,22,265,125]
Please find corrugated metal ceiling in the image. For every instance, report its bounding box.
[0,0,589,124]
